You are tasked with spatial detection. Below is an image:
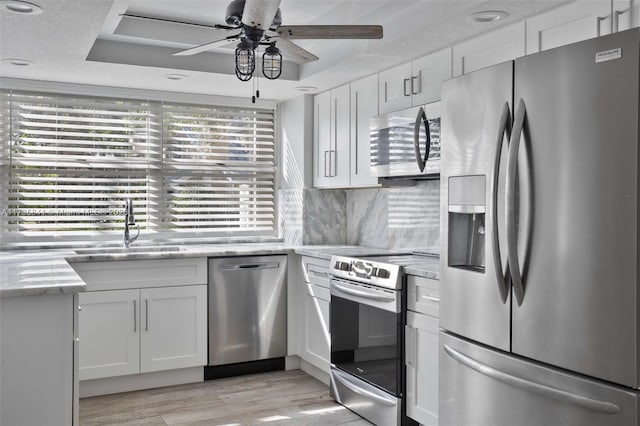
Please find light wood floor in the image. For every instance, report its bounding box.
[80,370,371,426]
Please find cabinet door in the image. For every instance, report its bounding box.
[411,48,452,106]
[378,62,413,114]
[350,74,379,187]
[525,1,612,54]
[78,289,140,380]
[303,282,331,372]
[140,285,207,373]
[406,311,439,426]
[313,91,331,187]
[453,22,525,76]
[330,83,351,187]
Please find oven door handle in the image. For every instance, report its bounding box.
[332,282,396,302]
[332,368,398,407]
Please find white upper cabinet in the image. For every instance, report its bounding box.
[453,22,526,76]
[313,85,350,188]
[379,48,452,114]
[378,62,413,113]
[411,48,453,106]
[331,84,351,188]
[350,74,379,187]
[313,91,331,188]
[526,1,614,55]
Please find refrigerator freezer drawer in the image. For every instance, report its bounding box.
[440,332,638,426]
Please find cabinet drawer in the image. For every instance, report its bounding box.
[302,256,331,288]
[407,275,439,318]
[305,282,330,301]
[72,258,208,291]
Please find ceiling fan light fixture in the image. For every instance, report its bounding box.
[262,43,282,80]
[0,0,42,15]
[235,40,255,81]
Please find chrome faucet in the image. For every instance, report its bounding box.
[123,199,139,248]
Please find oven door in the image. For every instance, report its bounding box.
[369,101,441,177]
[330,277,403,396]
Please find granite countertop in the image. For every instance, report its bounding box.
[1,243,437,296]
[0,250,86,297]
[66,242,292,263]
[395,254,440,280]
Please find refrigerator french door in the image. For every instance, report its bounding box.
[440,28,640,425]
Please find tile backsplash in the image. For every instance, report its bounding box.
[285,180,440,251]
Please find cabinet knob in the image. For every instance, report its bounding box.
[78,306,82,311]
[74,337,80,342]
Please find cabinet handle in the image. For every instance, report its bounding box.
[596,15,609,36]
[145,299,149,331]
[614,9,628,32]
[403,78,411,97]
[354,91,358,175]
[133,300,137,332]
[324,150,330,177]
[384,81,388,102]
[333,98,337,177]
[411,71,421,95]
[331,150,336,177]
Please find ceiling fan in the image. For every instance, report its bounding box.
[121,0,383,81]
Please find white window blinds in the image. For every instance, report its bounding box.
[0,91,277,247]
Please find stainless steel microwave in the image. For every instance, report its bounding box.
[369,102,441,177]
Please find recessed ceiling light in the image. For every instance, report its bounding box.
[467,10,509,23]
[295,86,318,92]
[0,0,43,15]
[2,58,34,66]
[164,73,188,81]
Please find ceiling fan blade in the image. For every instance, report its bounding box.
[242,0,281,30]
[173,35,241,56]
[119,14,238,31]
[273,38,319,64]
[276,25,383,40]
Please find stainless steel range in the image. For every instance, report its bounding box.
[329,254,424,426]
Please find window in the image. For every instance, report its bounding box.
[0,90,277,248]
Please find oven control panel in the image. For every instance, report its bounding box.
[329,256,402,290]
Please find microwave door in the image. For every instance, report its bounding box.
[370,106,424,177]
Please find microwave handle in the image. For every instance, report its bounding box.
[413,106,430,173]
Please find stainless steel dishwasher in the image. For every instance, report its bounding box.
[208,255,287,369]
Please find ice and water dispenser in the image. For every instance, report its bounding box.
[448,175,486,273]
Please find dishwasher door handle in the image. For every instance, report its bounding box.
[219,262,280,271]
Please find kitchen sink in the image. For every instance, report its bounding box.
[74,245,183,255]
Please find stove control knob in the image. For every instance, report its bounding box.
[375,269,390,279]
[334,261,350,271]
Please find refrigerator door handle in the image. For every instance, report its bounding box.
[443,344,622,415]
[506,98,526,306]
[413,106,430,173]
[492,101,511,304]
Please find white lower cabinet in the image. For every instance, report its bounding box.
[298,256,331,373]
[79,285,207,381]
[405,311,439,426]
[78,289,140,380]
[0,293,77,426]
[302,282,331,369]
[140,285,207,373]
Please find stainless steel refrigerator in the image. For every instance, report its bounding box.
[440,28,640,425]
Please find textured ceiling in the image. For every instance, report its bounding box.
[0,0,574,102]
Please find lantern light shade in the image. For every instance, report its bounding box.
[235,41,255,81]
[262,43,282,80]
